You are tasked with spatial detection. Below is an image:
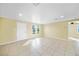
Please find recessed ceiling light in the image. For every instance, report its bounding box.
[60,16,65,18]
[72,17,76,19]
[33,3,40,7]
[19,13,23,16]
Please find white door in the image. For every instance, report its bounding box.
[17,22,27,40]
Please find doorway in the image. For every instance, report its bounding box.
[17,22,27,40]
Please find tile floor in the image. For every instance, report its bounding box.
[0,37,79,56]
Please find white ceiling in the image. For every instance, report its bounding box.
[0,3,79,24]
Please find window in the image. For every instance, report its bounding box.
[77,24,79,32]
[32,24,39,34]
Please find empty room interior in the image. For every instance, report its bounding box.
[0,3,79,56]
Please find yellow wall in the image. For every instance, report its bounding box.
[0,17,44,44]
[0,17,16,44]
[43,21,68,40]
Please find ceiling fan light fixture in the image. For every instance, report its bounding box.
[33,3,40,7]
[19,13,23,16]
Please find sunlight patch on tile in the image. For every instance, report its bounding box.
[68,37,79,42]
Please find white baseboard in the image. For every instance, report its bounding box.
[0,37,36,46]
